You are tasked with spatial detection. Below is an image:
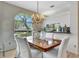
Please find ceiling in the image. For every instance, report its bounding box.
[5,1,71,16]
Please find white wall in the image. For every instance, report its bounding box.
[69,2,78,54]
[43,11,70,27]
[43,2,79,54]
[0,3,3,51]
[0,2,33,51]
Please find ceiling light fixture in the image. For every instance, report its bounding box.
[32,1,44,24]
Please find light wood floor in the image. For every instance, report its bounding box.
[0,49,16,58]
[0,49,79,58]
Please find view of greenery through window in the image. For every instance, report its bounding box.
[15,13,32,37]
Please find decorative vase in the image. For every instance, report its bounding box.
[32,31,40,43]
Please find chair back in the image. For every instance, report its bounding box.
[58,37,69,58]
[14,34,32,58]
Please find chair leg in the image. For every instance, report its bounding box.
[42,52,43,58]
[3,51,5,57]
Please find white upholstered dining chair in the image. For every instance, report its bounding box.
[43,37,70,58]
[57,37,70,58]
[27,36,42,58]
[14,34,32,58]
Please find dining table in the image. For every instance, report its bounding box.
[27,36,61,52]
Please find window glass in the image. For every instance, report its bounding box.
[14,13,32,37]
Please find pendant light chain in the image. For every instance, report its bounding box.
[32,1,44,26]
[37,1,39,13]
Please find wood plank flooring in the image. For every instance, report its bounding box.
[0,49,79,58]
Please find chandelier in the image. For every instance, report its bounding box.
[32,1,44,24]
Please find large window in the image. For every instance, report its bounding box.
[14,13,32,37]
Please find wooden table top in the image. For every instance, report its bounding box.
[28,39,61,52]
